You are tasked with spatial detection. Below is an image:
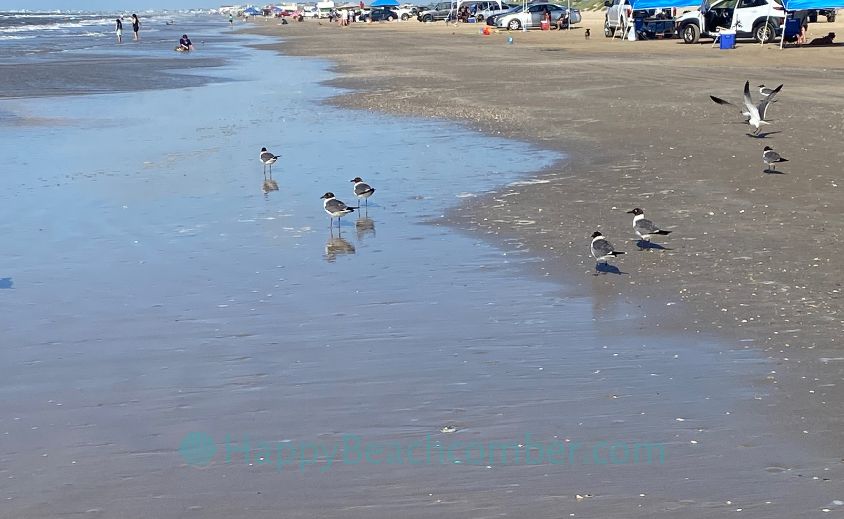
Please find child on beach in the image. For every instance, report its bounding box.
[131,14,140,41]
[115,18,123,43]
[178,34,193,52]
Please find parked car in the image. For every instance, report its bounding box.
[395,5,419,20]
[495,2,581,30]
[675,0,785,44]
[417,1,454,21]
[808,8,836,22]
[486,3,522,25]
[461,0,509,22]
[363,7,399,21]
[604,0,673,37]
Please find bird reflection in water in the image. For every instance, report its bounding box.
[355,215,375,241]
[324,234,355,263]
[262,173,279,196]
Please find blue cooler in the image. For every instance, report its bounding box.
[719,32,736,49]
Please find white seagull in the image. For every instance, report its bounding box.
[627,208,672,243]
[321,192,355,227]
[758,84,782,98]
[709,81,781,134]
[742,80,774,135]
[259,147,279,176]
[590,231,625,267]
[350,177,376,207]
[762,146,788,173]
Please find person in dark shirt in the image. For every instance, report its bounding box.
[131,14,140,41]
[178,34,193,51]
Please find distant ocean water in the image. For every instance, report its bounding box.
[0,10,237,99]
[0,10,218,62]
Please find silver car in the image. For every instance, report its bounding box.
[496,2,581,30]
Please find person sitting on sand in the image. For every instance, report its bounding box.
[555,11,569,30]
[178,34,193,51]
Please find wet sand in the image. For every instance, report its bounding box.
[241,12,844,514]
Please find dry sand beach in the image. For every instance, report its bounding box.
[243,9,844,509]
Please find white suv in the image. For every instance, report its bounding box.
[676,0,785,43]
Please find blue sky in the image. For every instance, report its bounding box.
[0,1,217,9]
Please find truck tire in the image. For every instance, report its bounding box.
[753,21,775,43]
[604,18,614,37]
[476,14,485,22]
[681,23,699,43]
[827,12,836,22]
[401,13,409,20]
[422,14,433,22]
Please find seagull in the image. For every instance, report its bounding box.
[758,84,782,99]
[590,231,625,270]
[742,80,773,135]
[350,177,376,207]
[320,192,355,228]
[709,81,781,134]
[259,147,279,176]
[626,208,672,244]
[762,146,788,172]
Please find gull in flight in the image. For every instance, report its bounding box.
[709,81,782,134]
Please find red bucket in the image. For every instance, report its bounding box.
[540,20,550,31]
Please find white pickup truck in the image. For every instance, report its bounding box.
[603,0,674,37]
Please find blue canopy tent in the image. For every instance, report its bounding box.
[613,0,697,39]
[370,0,400,6]
[629,0,688,7]
[243,7,262,16]
[784,0,844,8]
[779,0,843,46]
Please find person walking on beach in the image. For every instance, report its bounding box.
[229,14,234,27]
[131,14,140,41]
[115,18,123,43]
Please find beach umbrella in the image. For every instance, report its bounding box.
[370,0,400,6]
[244,6,262,15]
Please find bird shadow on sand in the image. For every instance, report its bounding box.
[594,263,626,276]
[635,240,672,251]
[0,278,14,289]
[763,168,786,175]
[747,130,782,139]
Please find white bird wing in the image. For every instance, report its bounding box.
[742,81,759,121]
[757,98,773,121]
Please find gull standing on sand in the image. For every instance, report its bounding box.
[321,192,355,227]
[627,208,672,244]
[350,177,375,207]
[762,146,788,172]
[758,84,781,98]
[590,231,625,268]
[259,147,279,176]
